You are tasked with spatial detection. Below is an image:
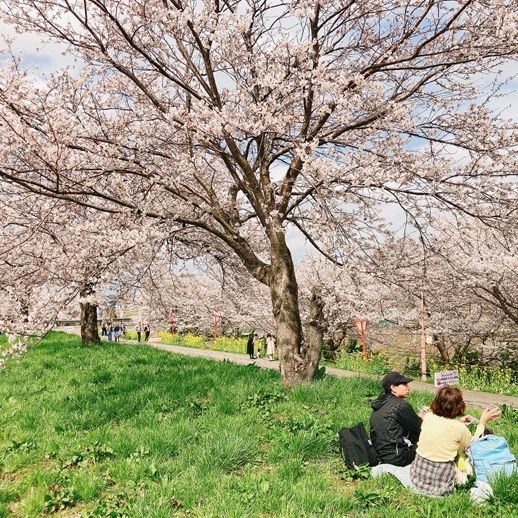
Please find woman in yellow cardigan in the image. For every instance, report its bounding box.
[410,386,500,496]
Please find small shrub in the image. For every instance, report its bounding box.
[353,488,391,509]
[43,484,77,513]
[346,338,361,353]
[334,351,390,375]
[61,443,115,470]
[338,463,371,481]
[427,361,518,397]
[124,330,138,341]
[211,336,248,353]
[159,332,185,345]
[160,332,206,348]
[456,365,518,396]
[241,390,287,411]
[183,333,206,348]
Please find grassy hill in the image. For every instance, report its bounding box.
[0,332,516,517]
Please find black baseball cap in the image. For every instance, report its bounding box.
[382,372,412,391]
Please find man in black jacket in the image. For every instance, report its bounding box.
[370,372,422,466]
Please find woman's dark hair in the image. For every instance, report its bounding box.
[430,386,466,419]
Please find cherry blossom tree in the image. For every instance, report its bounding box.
[127,257,274,336]
[0,1,517,385]
[301,229,517,367]
[424,219,518,363]
[0,182,156,347]
[100,233,273,335]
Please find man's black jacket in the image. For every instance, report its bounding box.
[369,393,421,466]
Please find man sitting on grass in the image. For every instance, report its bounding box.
[370,372,422,466]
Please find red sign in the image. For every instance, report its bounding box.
[354,319,368,333]
[353,318,369,363]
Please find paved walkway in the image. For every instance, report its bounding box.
[57,328,518,410]
[144,339,518,410]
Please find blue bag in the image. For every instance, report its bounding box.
[468,434,517,483]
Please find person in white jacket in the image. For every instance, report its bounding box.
[266,333,276,360]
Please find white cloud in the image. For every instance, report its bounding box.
[1,22,76,73]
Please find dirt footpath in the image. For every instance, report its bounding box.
[56,328,517,410]
[146,339,518,410]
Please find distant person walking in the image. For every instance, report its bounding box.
[114,323,121,342]
[107,324,113,342]
[101,323,107,336]
[266,333,276,360]
[135,323,142,343]
[246,332,256,360]
[144,324,151,342]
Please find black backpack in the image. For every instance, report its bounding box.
[338,422,379,470]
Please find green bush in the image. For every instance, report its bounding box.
[159,332,206,348]
[455,365,517,396]
[334,351,390,375]
[425,357,518,396]
[183,333,206,348]
[124,330,138,341]
[159,332,250,354]
[211,336,248,354]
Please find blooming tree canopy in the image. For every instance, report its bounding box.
[126,253,274,336]
[0,181,156,347]
[0,0,517,385]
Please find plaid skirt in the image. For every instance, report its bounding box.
[410,454,456,496]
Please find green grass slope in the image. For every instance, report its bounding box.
[0,332,516,517]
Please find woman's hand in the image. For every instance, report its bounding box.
[480,407,501,426]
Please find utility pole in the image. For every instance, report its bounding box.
[420,292,427,381]
[212,312,222,337]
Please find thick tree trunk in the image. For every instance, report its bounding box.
[432,334,450,363]
[80,301,100,345]
[303,288,326,373]
[269,226,324,387]
[326,328,347,360]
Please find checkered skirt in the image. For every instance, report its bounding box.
[410,454,456,496]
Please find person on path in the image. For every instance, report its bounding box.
[246,332,256,359]
[107,324,113,342]
[114,323,121,342]
[101,323,107,336]
[370,372,422,466]
[135,323,142,343]
[266,333,276,360]
[144,324,150,342]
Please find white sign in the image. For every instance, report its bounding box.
[434,369,460,388]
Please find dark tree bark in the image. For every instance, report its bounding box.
[80,287,100,345]
[80,301,100,345]
[269,226,325,387]
[432,334,450,363]
[326,328,348,360]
